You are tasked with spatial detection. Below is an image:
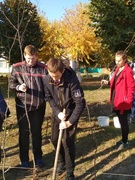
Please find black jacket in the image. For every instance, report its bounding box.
[44,68,86,124]
[9,61,48,111]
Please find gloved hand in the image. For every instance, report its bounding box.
[17,83,27,92]
[59,121,67,129]
[58,112,66,121]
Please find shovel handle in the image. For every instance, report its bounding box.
[52,108,66,180]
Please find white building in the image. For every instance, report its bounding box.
[0,57,10,73]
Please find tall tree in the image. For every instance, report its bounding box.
[89,0,135,57]
[38,17,64,62]
[0,0,44,64]
[60,2,101,66]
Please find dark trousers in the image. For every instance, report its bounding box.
[0,114,4,162]
[0,115,3,163]
[51,115,77,174]
[116,110,129,143]
[16,105,45,162]
[0,115,4,132]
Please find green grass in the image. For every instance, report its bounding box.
[0,77,135,180]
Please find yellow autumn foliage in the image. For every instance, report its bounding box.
[38,2,101,65]
[38,16,65,62]
[60,2,101,62]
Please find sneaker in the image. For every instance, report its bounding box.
[21,161,30,168]
[56,162,66,175]
[35,158,45,168]
[115,140,129,150]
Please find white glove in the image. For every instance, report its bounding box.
[58,112,66,121]
[59,121,67,129]
[18,83,27,92]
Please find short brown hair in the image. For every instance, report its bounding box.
[24,45,37,56]
[47,58,65,73]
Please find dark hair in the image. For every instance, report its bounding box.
[47,58,65,73]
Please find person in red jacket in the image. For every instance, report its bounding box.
[101,50,134,149]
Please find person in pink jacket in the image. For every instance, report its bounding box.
[101,50,134,149]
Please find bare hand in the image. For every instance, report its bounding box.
[18,83,27,92]
[101,79,108,85]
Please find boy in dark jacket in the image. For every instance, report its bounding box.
[9,45,48,168]
[44,58,86,180]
